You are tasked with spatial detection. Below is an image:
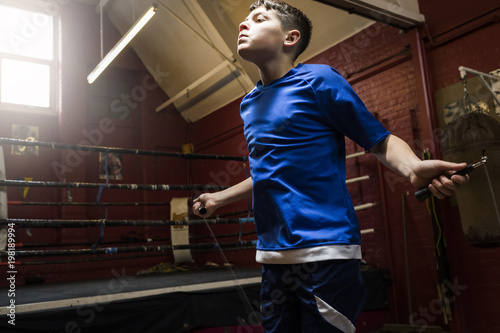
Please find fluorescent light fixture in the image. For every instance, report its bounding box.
[87,3,157,84]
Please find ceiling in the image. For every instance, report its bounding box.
[82,0,424,122]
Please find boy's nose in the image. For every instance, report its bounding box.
[239,21,249,32]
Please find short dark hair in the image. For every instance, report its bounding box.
[249,0,312,61]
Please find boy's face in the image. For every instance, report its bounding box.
[237,7,287,64]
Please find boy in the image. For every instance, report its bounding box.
[193,1,468,332]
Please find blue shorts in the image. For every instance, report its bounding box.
[260,259,367,333]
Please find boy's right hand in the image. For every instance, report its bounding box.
[192,194,217,217]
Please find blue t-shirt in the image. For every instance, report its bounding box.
[240,63,390,264]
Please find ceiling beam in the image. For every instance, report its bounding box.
[314,0,425,29]
[156,60,235,113]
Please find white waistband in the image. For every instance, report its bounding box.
[256,244,362,264]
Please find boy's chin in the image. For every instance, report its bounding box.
[236,47,248,59]
[237,48,257,63]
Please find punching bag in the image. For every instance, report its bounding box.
[441,112,500,247]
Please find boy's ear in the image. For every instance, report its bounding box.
[284,29,301,46]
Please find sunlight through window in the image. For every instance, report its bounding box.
[0,3,55,113]
[1,59,50,107]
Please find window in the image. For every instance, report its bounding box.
[0,0,57,114]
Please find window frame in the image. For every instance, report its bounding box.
[0,0,58,115]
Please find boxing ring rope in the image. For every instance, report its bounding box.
[0,137,248,161]
[12,230,258,249]
[0,138,376,264]
[0,240,257,258]
[0,217,255,228]
[0,250,259,266]
[0,137,366,162]
[0,137,257,269]
[1,253,178,266]
[0,216,374,261]
[0,179,227,192]
[7,201,171,206]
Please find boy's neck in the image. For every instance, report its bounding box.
[257,60,295,85]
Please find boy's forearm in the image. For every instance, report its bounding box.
[371,134,420,182]
[214,177,253,207]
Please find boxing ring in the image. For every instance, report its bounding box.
[0,137,389,333]
[0,267,263,332]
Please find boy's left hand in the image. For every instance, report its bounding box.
[410,160,470,199]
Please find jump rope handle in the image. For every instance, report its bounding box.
[198,205,207,215]
[415,164,476,201]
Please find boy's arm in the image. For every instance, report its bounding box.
[370,134,469,199]
[193,177,253,217]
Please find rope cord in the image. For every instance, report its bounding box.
[422,150,442,257]
[202,216,263,330]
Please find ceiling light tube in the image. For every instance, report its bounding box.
[87,3,157,84]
